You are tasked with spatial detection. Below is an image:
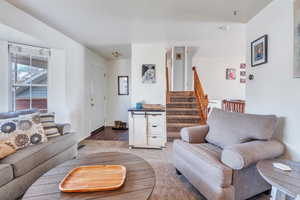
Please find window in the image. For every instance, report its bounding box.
[9,44,50,112]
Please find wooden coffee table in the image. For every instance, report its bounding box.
[22,152,155,200]
[257,159,300,200]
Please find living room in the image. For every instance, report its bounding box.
[0,0,299,200]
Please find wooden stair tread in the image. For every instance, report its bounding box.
[170,96,196,98]
[167,132,181,138]
[167,115,201,119]
[167,102,197,105]
[167,108,199,111]
[167,123,199,127]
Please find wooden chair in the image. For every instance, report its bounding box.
[222,100,245,113]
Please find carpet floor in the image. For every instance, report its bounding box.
[79,140,268,200]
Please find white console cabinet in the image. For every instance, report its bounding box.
[128,109,166,149]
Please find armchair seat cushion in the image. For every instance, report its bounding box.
[173,140,232,187]
[205,108,278,148]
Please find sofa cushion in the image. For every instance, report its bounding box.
[205,108,278,148]
[0,112,18,120]
[40,113,60,138]
[15,109,39,116]
[0,133,76,177]
[0,164,13,187]
[1,115,47,150]
[173,140,232,187]
[0,143,16,159]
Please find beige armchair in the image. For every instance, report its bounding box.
[173,108,284,200]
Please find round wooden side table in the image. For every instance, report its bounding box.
[257,159,300,200]
[22,152,155,200]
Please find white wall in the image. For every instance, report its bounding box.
[246,0,300,160]
[0,1,107,141]
[168,25,246,100]
[131,44,166,106]
[192,38,246,100]
[48,49,68,123]
[106,59,131,126]
[0,40,9,112]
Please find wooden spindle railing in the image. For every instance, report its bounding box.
[222,100,245,113]
[192,66,209,125]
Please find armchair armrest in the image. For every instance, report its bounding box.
[55,123,71,135]
[180,125,209,144]
[221,140,284,170]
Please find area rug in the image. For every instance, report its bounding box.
[79,140,267,200]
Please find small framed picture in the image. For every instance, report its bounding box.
[240,71,246,76]
[118,76,129,95]
[142,64,156,84]
[176,53,182,60]
[251,35,268,67]
[226,68,236,80]
[240,63,246,69]
[240,78,246,84]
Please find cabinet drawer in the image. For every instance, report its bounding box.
[148,136,163,147]
[148,130,163,137]
[148,115,163,125]
[148,124,162,133]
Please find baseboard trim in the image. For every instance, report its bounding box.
[91,126,105,136]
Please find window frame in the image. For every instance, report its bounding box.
[8,43,50,112]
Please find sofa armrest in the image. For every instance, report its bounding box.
[221,140,284,170]
[55,123,71,135]
[180,125,209,144]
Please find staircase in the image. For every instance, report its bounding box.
[167,91,201,140]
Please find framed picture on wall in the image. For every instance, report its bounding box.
[226,68,236,80]
[118,76,129,95]
[294,0,300,78]
[251,35,268,67]
[142,64,156,84]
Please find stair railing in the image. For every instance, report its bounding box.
[192,66,209,125]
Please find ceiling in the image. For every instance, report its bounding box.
[0,23,45,47]
[6,0,272,59]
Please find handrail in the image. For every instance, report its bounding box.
[192,66,209,125]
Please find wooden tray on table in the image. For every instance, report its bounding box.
[59,165,126,193]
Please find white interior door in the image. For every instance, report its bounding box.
[89,64,105,132]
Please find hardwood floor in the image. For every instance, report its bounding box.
[79,140,268,200]
[88,127,177,142]
[88,127,129,141]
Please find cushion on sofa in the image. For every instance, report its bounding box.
[40,113,60,138]
[0,115,47,150]
[0,133,76,177]
[0,164,13,187]
[0,112,18,120]
[15,109,39,116]
[205,108,278,148]
[173,140,232,187]
[0,143,16,159]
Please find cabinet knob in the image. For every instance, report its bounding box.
[152,125,157,128]
[152,136,157,139]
